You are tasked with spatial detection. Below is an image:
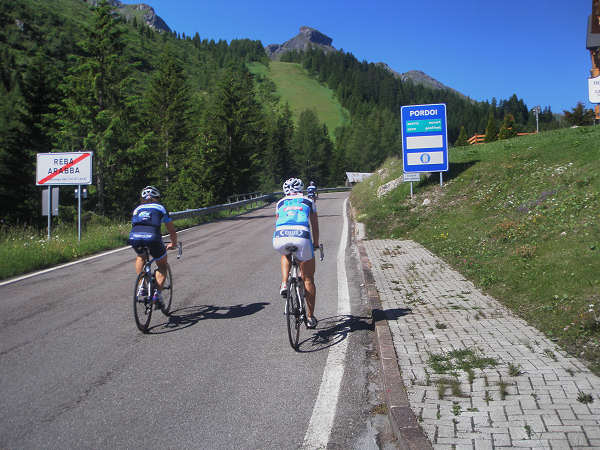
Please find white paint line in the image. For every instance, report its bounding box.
[0,245,131,287]
[0,226,200,288]
[302,198,351,449]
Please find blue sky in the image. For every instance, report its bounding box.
[123,0,595,113]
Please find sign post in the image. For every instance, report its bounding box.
[401,103,448,192]
[36,152,93,241]
[403,172,421,198]
[589,76,600,124]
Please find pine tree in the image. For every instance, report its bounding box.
[261,102,294,189]
[484,112,498,142]
[563,102,595,126]
[291,109,333,183]
[0,75,36,222]
[454,125,468,146]
[144,48,191,188]
[498,114,517,140]
[53,0,134,215]
[197,65,265,203]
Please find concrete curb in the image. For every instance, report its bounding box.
[356,241,432,450]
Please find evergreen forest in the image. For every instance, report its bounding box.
[1,0,563,225]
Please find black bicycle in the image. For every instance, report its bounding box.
[285,244,324,350]
[133,242,182,333]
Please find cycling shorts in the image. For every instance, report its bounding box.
[273,227,314,261]
[128,227,166,260]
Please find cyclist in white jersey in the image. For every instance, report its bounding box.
[273,178,320,328]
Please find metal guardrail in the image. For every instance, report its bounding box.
[170,187,351,221]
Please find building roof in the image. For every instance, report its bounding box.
[345,172,373,183]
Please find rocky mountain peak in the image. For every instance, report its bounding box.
[265,26,336,60]
[83,0,170,32]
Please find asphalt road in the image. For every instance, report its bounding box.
[0,192,382,449]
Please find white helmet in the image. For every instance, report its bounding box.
[283,178,304,195]
[141,185,160,200]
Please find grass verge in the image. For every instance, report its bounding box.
[351,126,600,374]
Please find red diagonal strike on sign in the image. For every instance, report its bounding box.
[38,153,91,185]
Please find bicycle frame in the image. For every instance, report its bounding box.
[133,242,182,333]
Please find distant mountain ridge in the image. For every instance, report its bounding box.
[375,63,469,100]
[83,0,170,32]
[267,27,467,99]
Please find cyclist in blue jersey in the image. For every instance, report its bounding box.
[306,181,317,201]
[273,178,320,328]
[128,186,178,307]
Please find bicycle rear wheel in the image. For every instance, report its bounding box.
[133,272,153,333]
[159,265,173,316]
[286,280,301,350]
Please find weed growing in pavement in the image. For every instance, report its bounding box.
[435,321,448,329]
[508,363,523,376]
[350,126,600,376]
[543,348,558,361]
[436,378,464,399]
[524,424,532,439]
[577,391,594,404]
[452,402,462,416]
[427,348,498,375]
[466,368,475,386]
[498,380,511,400]
[370,403,389,415]
[484,391,493,403]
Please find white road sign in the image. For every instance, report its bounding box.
[589,76,600,103]
[403,172,421,182]
[36,152,93,185]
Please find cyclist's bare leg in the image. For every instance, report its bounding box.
[154,254,169,290]
[300,258,316,318]
[135,255,147,275]
[280,254,291,285]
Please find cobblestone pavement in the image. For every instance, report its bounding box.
[362,239,600,450]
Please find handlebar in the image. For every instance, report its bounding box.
[166,241,183,259]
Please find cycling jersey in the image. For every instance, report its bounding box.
[273,195,316,261]
[128,202,172,259]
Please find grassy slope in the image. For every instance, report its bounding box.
[351,126,600,374]
[248,61,349,138]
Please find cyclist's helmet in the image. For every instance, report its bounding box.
[309,181,316,186]
[141,185,160,200]
[283,178,304,195]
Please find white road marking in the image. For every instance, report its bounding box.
[0,227,199,287]
[0,245,130,287]
[302,198,351,449]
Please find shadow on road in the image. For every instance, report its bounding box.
[373,308,412,321]
[296,314,372,353]
[147,302,269,334]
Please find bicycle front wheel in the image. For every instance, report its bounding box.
[286,280,301,350]
[160,265,173,316]
[133,272,153,333]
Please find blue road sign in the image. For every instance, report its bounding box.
[401,103,448,173]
